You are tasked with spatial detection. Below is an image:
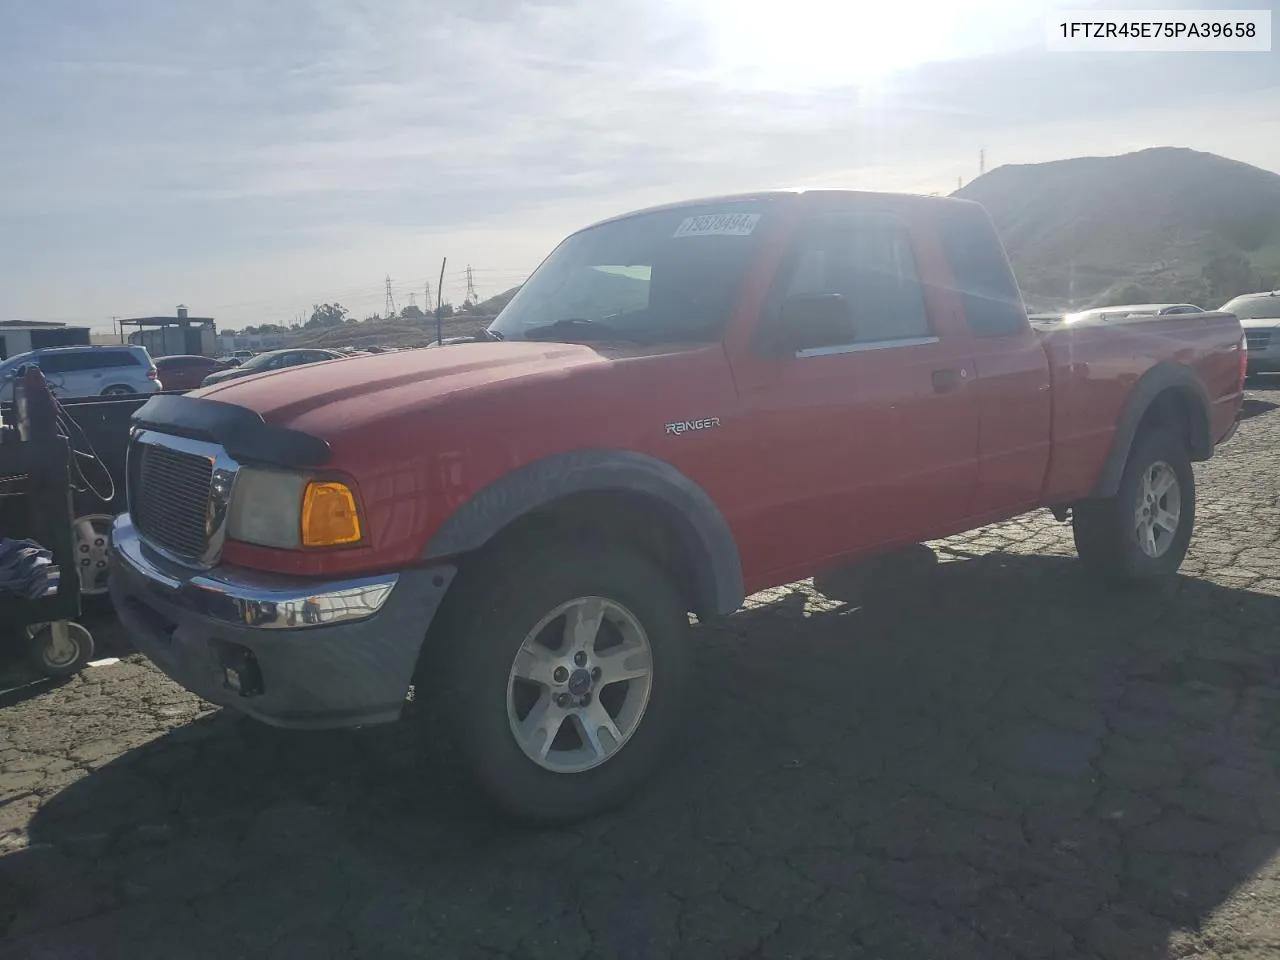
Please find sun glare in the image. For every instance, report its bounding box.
[678,0,1040,89]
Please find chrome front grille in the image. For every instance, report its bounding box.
[1246,331,1272,351]
[133,442,215,559]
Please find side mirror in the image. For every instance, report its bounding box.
[773,293,855,353]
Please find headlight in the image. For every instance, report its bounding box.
[227,468,309,548]
[227,468,363,549]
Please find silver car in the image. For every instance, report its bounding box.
[1221,292,1280,375]
[0,345,161,402]
[199,347,344,387]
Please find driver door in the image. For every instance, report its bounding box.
[728,210,980,583]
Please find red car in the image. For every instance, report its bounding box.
[111,189,1245,823]
[153,354,222,391]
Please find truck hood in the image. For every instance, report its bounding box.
[192,341,615,437]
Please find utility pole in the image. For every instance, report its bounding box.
[435,257,447,345]
[464,264,478,305]
[384,275,396,319]
[112,315,121,343]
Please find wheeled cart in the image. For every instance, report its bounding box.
[0,370,94,678]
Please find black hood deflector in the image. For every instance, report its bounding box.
[131,394,331,468]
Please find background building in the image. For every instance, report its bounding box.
[121,306,217,358]
[0,320,92,360]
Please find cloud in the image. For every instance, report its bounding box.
[1,0,1277,323]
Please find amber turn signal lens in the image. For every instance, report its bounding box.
[300,481,362,546]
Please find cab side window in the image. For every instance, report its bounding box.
[36,353,72,375]
[98,351,141,367]
[780,215,932,349]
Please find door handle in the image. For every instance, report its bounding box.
[932,368,960,393]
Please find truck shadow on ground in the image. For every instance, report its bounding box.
[1239,397,1279,420]
[8,552,1280,959]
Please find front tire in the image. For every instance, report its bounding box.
[436,541,692,824]
[1073,427,1195,586]
[101,385,135,396]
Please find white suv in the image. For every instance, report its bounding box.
[0,345,161,402]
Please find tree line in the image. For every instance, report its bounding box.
[223,299,481,337]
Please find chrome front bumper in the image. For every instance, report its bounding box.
[111,512,398,630]
[109,514,455,729]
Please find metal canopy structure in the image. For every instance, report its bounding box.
[120,306,217,357]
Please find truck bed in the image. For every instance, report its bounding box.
[1035,310,1243,501]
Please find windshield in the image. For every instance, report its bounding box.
[488,203,769,343]
[238,352,278,371]
[1223,296,1280,320]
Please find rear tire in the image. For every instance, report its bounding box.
[101,385,135,396]
[432,540,692,824]
[1073,428,1195,587]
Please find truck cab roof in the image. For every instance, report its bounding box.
[580,188,983,235]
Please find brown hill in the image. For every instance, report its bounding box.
[954,147,1280,311]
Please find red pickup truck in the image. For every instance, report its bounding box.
[110,190,1245,822]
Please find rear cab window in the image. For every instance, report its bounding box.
[936,202,1028,338]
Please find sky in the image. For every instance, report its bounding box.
[1,0,1278,330]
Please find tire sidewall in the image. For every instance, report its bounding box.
[27,622,94,678]
[445,542,691,823]
[1114,430,1195,580]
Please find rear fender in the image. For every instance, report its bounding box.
[1092,362,1212,498]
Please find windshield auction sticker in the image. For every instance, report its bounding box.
[672,213,762,238]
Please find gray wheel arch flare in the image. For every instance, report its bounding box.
[1092,361,1213,499]
[422,449,745,617]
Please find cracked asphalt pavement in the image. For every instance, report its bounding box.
[4,387,1280,960]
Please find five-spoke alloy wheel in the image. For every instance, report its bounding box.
[435,541,691,824]
[507,596,654,773]
[1133,460,1181,559]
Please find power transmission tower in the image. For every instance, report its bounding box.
[464,265,478,305]
[407,292,417,309]
[979,148,986,176]
[424,281,431,310]
[384,275,396,318]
